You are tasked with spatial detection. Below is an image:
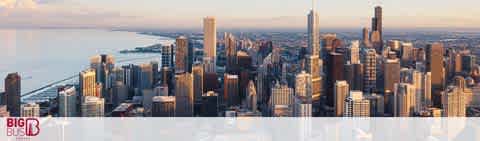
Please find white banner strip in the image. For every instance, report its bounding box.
[0,117,478,141]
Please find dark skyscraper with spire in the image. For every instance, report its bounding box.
[371,6,383,52]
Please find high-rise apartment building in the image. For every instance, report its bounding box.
[295,71,312,98]
[59,86,77,117]
[442,86,466,117]
[161,45,174,68]
[80,69,97,98]
[21,103,40,117]
[394,83,416,117]
[5,73,21,116]
[344,91,370,117]
[334,81,349,116]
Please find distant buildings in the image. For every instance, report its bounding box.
[5,72,21,116]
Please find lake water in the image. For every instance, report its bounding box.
[0,29,174,94]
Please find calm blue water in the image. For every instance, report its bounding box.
[0,29,173,94]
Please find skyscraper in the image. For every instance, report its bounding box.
[306,55,322,103]
[345,63,364,91]
[175,36,190,73]
[362,49,377,93]
[344,91,370,117]
[384,58,401,93]
[423,72,432,107]
[138,63,153,90]
[362,27,371,48]
[224,74,239,107]
[161,45,174,68]
[192,64,204,105]
[371,6,383,51]
[201,91,219,117]
[21,103,40,117]
[334,81,349,117]
[326,52,345,106]
[426,43,445,107]
[203,16,217,72]
[394,83,416,117]
[90,54,114,89]
[401,42,414,65]
[5,73,21,116]
[349,40,361,64]
[175,73,194,117]
[294,96,312,117]
[307,7,320,56]
[295,71,312,98]
[225,33,238,73]
[270,82,294,116]
[246,81,257,112]
[58,86,77,117]
[152,96,176,117]
[80,69,97,98]
[442,86,466,117]
[81,96,105,117]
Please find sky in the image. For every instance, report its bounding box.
[0,0,479,31]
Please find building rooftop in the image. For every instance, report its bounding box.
[152,96,175,102]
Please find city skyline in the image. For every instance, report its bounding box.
[1,0,480,30]
[1,1,480,118]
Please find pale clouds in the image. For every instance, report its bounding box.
[0,0,38,10]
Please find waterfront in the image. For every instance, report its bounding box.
[0,29,174,94]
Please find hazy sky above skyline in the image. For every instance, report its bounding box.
[0,0,479,30]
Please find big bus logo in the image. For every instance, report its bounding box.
[6,118,40,137]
